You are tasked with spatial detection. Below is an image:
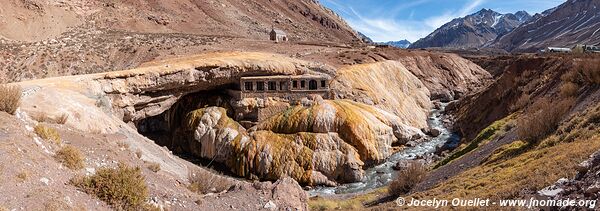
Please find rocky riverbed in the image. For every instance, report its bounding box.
[309,102,460,195]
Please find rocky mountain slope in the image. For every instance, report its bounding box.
[379,40,411,48]
[0,0,361,43]
[410,9,531,49]
[493,0,600,52]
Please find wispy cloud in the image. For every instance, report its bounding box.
[424,0,486,29]
[324,0,487,42]
[322,0,563,42]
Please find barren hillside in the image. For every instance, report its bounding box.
[0,0,360,43]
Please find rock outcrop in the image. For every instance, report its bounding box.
[257,100,424,164]
[183,106,365,186]
[331,61,432,129]
[397,53,492,102]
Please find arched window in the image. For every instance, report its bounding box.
[309,80,318,90]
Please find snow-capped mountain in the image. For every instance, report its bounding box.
[492,0,600,52]
[379,40,412,48]
[409,9,531,49]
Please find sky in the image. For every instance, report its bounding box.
[321,0,566,42]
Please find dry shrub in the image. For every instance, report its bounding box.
[559,82,580,97]
[16,171,28,182]
[56,114,69,124]
[34,124,61,144]
[510,94,530,111]
[517,97,574,143]
[71,163,148,210]
[0,85,21,115]
[388,162,427,197]
[33,112,50,122]
[147,162,160,173]
[578,58,600,84]
[188,169,235,194]
[55,145,85,170]
[34,112,69,124]
[561,69,580,83]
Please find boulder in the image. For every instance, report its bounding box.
[430,128,441,137]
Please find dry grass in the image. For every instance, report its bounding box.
[578,58,600,84]
[34,124,61,144]
[56,114,69,124]
[510,94,530,112]
[55,145,85,170]
[32,112,50,123]
[559,82,580,97]
[388,162,427,197]
[32,112,69,124]
[188,169,235,194]
[413,135,600,201]
[147,162,160,173]
[0,84,21,115]
[71,163,148,210]
[516,97,574,143]
[309,188,387,211]
[16,171,28,182]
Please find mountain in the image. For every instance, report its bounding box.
[379,40,412,48]
[410,9,531,49]
[0,0,362,43]
[357,31,374,44]
[492,0,600,52]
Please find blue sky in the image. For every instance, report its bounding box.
[321,0,566,42]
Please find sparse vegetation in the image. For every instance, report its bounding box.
[388,162,427,197]
[484,140,529,164]
[147,162,160,173]
[56,114,69,124]
[117,141,130,149]
[414,135,600,201]
[16,171,28,182]
[71,163,148,210]
[559,82,579,97]
[435,115,513,168]
[510,94,530,111]
[32,112,69,124]
[578,58,600,84]
[34,124,61,144]
[0,84,21,115]
[517,97,574,143]
[309,188,387,211]
[188,169,235,194]
[55,145,85,170]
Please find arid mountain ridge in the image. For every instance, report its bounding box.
[0,0,362,43]
[410,9,532,49]
[411,0,600,52]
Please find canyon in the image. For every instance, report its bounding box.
[1,0,600,210]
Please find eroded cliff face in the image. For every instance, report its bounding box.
[182,106,365,186]
[301,48,492,102]
[11,51,485,187]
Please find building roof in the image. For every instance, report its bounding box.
[241,74,329,80]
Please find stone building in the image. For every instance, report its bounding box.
[239,74,330,100]
[269,28,288,42]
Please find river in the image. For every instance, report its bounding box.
[308,102,460,196]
